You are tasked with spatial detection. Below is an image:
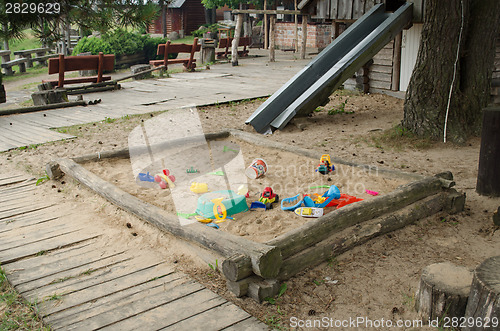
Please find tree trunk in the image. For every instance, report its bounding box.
[402,0,500,143]
[3,24,9,50]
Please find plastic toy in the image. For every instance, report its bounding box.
[208,171,225,176]
[177,212,198,219]
[366,190,379,196]
[154,169,176,189]
[246,158,267,179]
[187,166,199,173]
[190,182,208,194]
[138,172,155,182]
[282,186,341,211]
[294,207,324,218]
[206,223,219,229]
[316,154,335,175]
[223,146,238,153]
[328,194,363,209]
[196,190,248,219]
[212,198,227,220]
[195,216,213,223]
[250,201,268,210]
[259,187,279,209]
[237,185,250,198]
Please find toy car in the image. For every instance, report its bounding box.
[259,187,279,209]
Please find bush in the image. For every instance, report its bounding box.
[72,30,174,60]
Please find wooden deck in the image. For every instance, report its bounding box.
[0,174,268,330]
[0,55,310,152]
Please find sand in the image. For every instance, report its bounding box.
[1,86,499,330]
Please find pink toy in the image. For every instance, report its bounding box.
[366,190,379,196]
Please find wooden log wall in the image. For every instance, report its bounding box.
[368,39,395,91]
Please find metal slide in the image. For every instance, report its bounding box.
[245,2,413,133]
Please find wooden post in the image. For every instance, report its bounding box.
[97,52,104,83]
[264,0,268,49]
[464,256,500,331]
[301,16,307,59]
[476,106,500,196]
[294,0,298,52]
[232,14,243,66]
[269,15,276,62]
[392,32,402,91]
[415,262,472,322]
[58,54,65,88]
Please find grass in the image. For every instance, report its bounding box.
[0,264,50,330]
[8,30,42,52]
[171,36,195,44]
[366,125,434,151]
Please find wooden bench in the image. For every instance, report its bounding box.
[149,38,200,71]
[1,57,28,76]
[217,36,251,59]
[13,48,56,68]
[43,52,115,88]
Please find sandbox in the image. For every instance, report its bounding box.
[46,129,466,302]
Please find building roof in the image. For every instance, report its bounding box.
[168,0,186,9]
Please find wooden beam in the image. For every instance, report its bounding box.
[232,14,243,66]
[232,9,302,15]
[267,176,446,259]
[301,16,307,59]
[391,32,402,91]
[263,0,268,49]
[51,158,283,279]
[269,15,276,62]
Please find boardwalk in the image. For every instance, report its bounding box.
[0,174,268,330]
[0,53,311,152]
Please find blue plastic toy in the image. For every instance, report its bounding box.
[281,186,341,211]
[138,172,155,182]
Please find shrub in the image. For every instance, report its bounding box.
[72,30,173,60]
[192,23,220,38]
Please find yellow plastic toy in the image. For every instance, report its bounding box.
[190,182,208,194]
[195,216,212,223]
[211,198,227,220]
[320,154,331,165]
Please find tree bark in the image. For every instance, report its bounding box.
[403,0,500,143]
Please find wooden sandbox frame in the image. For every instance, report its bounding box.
[46,129,466,302]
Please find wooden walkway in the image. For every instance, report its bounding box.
[0,55,310,152]
[0,174,268,330]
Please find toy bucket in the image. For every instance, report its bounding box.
[245,158,267,179]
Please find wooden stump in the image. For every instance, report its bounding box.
[416,262,472,322]
[476,106,500,196]
[493,207,500,227]
[31,89,68,106]
[464,256,500,331]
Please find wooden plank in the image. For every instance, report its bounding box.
[0,203,54,221]
[353,0,366,19]
[46,273,186,328]
[0,228,100,265]
[0,124,51,145]
[369,64,393,74]
[60,278,204,331]
[3,240,97,282]
[337,0,353,20]
[5,120,74,142]
[16,251,133,296]
[48,54,114,74]
[232,9,301,14]
[0,179,36,193]
[0,174,30,186]
[159,301,252,331]
[373,47,394,58]
[0,224,87,252]
[372,57,393,66]
[99,290,226,331]
[0,198,48,214]
[222,317,269,330]
[369,79,392,90]
[35,261,175,317]
[0,214,61,233]
[330,0,339,18]
[6,247,126,286]
[368,71,392,82]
